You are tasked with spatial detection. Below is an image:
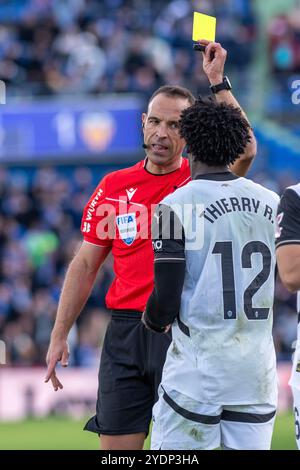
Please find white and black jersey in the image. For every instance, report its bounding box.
[145,172,279,406]
[276,183,300,391]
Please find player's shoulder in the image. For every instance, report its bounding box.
[101,161,143,184]
[244,178,280,204]
[160,179,194,206]
[280,183,300,210]
[283,183,300,200]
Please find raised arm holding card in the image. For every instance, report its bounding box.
[198,39,257,175]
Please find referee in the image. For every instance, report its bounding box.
[45,41,257,450]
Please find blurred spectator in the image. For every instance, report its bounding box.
[266,5,300,128]
[268,15,299,82]
[267,2,300,113]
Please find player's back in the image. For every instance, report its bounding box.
[161,174,279,405]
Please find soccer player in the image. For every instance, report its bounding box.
[45,41,257,450]
[143,97,279,450]
[276,186,300,450]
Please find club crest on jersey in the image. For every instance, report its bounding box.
[116,213,137,246]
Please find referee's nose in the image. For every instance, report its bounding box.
[155,122,168,139]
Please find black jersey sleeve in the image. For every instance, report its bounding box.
[276,188,300,248]
[143,204,186,332]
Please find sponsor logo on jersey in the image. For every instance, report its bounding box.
[126,187,137,201]
[82,222,91,233]
[116,213,137,246]
[86,188,103,221]
[152,240,163,251]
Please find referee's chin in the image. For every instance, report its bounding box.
[148,150,167,161]
[147,152,179,168]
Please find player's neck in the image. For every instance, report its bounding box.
[191,162,229,179]
[145,157,182,175]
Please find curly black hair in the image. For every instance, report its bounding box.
[179,97,251,166]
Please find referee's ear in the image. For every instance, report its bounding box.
[142,113,147,128]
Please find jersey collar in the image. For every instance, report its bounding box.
[143,157,183,176]
[194,171,239,181]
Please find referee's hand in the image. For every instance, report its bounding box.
[198,39,227,86]
[45,338,69,391]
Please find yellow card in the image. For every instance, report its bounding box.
[192,12,216,42]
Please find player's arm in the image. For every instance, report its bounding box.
[142,204,186,332]
[276,188,300,292]
[46,175,113,390]
[45,241,111,390]
[200,40,257,177]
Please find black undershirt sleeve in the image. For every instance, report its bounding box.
[276,188,300,248]
[143,204,186,332]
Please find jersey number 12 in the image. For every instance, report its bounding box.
[212,241,272,320]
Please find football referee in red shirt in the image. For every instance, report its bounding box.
[45,41,257,450]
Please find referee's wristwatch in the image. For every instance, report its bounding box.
[210,76,232,94]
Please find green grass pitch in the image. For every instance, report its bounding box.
[0,412,297,450]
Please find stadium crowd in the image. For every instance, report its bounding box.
[0,0,257,99]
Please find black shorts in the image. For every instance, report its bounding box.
[84,310,171,436]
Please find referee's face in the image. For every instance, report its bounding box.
[142,94,189,168]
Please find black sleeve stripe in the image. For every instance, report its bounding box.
[154,258,186,263]
[154,252,185,258]
[276,240,300,248]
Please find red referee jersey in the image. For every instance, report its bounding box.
[81,158,191,312]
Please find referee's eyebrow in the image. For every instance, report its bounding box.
[147,115,160,120]
[148,116,180,126]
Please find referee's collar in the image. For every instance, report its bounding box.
[143,157,183,176]
[194,171,239,181]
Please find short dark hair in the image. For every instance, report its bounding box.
[179,97,251,166]
[148,85,195,107]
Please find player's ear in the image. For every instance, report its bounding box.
[142,113,147,129]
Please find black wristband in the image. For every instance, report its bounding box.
[143,314,166,333]
[210,76,232,94]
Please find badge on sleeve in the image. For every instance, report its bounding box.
[116,213,137,246]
